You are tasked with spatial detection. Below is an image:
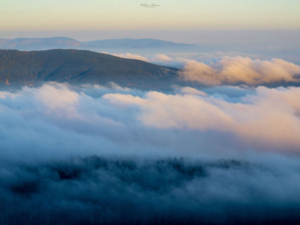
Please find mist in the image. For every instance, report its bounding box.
[0,77,300,224]
[0,155,300,225]
[1,82,300,163]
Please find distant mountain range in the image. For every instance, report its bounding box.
[0,37,84,51]
[85,38,195,49]
[0,37,196,51]
[0,49,179,89]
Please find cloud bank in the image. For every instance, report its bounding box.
[180,57,300,86]
[104,85,300,152]
[110,53,300,86]
[0,83,299,163]
[1,156,300,225]
[0,83,300,224]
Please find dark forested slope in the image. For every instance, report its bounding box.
[0,49,179,89]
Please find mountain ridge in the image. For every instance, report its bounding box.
[85,38,195,49]
[0,49,179,90]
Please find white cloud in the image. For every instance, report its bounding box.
[179,87,207,96]
[1,82,300,163]
[152,54,172,62]
[112,53,148,61]
[32,82,80,118]
[112,53,172,62]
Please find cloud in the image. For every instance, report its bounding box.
[179,87,208,96]
[180,56,300,86]
[0,83,300,223]
[112,53,148,61]
[109,53,300,86]
[0,156,300,225]
[1,82,300,163]
[33,83,80,118]
[152,54,172,62]
[104,86,300,151]
[112,53,172,62]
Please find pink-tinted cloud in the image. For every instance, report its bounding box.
[180,57,300,86]
[104,86,300,151]
[112,53,172,62]
[112,53,148,61]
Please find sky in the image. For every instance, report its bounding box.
[1,0,300,31]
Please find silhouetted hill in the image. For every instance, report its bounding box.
[0,49,179,89]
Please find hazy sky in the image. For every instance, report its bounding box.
[1,0,300,31]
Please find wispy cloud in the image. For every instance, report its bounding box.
[112,53,172,62]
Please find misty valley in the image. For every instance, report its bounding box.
[2,156,300,225]
[2,0,300,223]
[0,32,300,225]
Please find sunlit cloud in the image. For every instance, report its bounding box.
[1,83,300,223]
[112,53,148,61]
[105,86,300,151]
[112,53,172,63]
[180,57,300,86]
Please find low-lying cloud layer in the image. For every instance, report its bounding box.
[1,156,300,225]
[1,82,300,224]
[180,57,300,86]
[105,85,300,152]
[0,83,300,162]
[112,53,300,86]
[112,53,173,63]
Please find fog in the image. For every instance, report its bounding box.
[1,82,300,163]
[1,156,300,225]
[0,77,300,223]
